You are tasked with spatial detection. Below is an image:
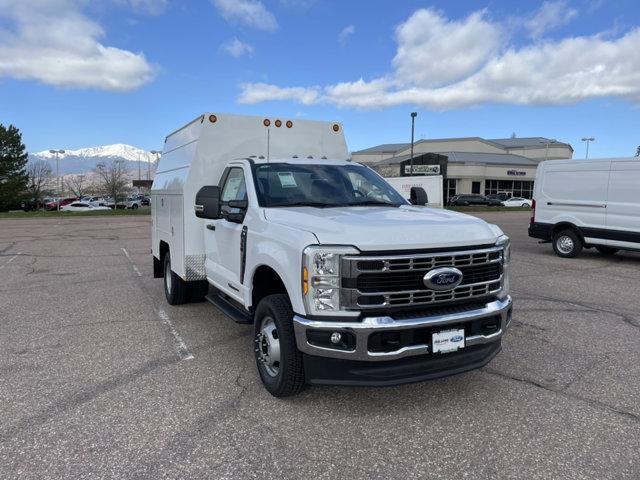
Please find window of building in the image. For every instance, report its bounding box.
[485,179,534,199]
[446,179,456,200]
[471,181,481,194]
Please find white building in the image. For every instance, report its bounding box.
[352,137,573,199]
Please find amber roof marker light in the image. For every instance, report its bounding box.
[263,118,271,127]
[286,120,293,128]
[332,124,340,132]
[275,119,282,127]
[209,114,217,123]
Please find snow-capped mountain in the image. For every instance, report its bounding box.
[29,144,159,176]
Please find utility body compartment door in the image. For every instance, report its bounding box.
[205,166,248,301]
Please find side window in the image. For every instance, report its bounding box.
[220,167,247,214]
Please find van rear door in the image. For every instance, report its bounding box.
[605,159,640,248]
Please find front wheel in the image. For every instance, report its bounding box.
[552,229,583,258]
[254,294,305,397]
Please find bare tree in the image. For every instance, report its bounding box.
[66,174,88,198]
[95,160,130,208]
[27,160,52,208]
[636,146,640,157]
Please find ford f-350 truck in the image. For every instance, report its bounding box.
[151,113,512,397]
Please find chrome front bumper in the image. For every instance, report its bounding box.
[293,297,512,361]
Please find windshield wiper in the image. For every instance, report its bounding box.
[269,201,339,208]
[344,201,400,207]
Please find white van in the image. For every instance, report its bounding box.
[529,157,640,257]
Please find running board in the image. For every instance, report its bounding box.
[205,293,253,324]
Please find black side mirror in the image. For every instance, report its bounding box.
[195,186,221,219]
[227,199,248,210]
[410,187,428,206]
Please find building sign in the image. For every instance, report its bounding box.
[403,164,441,175]
[507,170,527,176]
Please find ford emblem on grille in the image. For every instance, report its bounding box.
[423,267,463,291]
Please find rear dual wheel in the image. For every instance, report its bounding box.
[163,252,208,305]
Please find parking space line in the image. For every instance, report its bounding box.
[157,309,194,361]
[121,248,142,277]
[121,247,194,361]
[0,252,21,270]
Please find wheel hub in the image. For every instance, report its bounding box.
[557,235,574,254]
[256,316,280,377]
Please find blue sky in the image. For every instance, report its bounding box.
[1,0,639,157]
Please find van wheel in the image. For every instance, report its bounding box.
[553,229,583,258]
[254,294,305,397]
[595,246,619,255]
[163,252,188,305]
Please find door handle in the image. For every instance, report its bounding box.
[206,224,216,231]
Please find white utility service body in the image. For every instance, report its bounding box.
[151,113,512,396]
[529,157,640,257]
[385,175,444,208]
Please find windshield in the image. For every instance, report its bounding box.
[253,163,407,208]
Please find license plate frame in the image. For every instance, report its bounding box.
[432,328,465,354]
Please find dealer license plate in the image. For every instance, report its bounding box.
[432,329,465,354]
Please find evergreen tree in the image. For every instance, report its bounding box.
[0,124,29,210]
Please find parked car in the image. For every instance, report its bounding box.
[502,197,532,208]
[45,197,78,210]
[80,196,108,207]
[61,202,111,212]
[449,194,501,206]
[486,193,511,202]
[140,196,150,206]
[126,197,142,209]
[529,157,640,258]
[104,197,127,209]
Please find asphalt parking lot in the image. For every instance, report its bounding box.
[1,212,638,479]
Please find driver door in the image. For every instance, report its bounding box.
[207,166,248,301]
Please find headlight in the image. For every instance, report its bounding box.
[496,235,510,300]
[302,245,359,317]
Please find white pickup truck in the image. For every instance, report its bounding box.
[151,113,512,397]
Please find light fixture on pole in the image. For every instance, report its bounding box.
[581,137,595,159]
[150,150,161,181]
[49,149,65,211]
[540,139,557,161]
[410,112,417,176]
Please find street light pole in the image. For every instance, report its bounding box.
[150,150,161,181]
[49,149,65,211]
[410,112,417,176]
[581,137,595,159]
[540,139,557,161]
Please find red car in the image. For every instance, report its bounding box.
[45,197,78,211]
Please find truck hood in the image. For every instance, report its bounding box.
[264,206,502,251]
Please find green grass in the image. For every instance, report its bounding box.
[0,208,151,219]
[445,206,532,213]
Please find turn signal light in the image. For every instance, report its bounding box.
[302,266,309,295]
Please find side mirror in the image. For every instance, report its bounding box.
[227,199,248,210]
[195,186,221,219]
[410,187,428,206]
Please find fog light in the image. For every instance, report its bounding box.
[330,332,342,344]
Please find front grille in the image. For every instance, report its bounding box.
[341,246,503,310]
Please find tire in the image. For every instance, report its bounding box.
[132,203,139,210]
[552,229,583,258]
[595,246,619,255]
[254,294,305,397]
[163,252,188,305]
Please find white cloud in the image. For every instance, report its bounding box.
[121,0,169,15]
[222,37,255,58]
[238,83,320,105]
[525,1,578,38]
[212,0,278,31]
[0,0,155,91]
[238,8,640,110]
[338,25,355,45]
